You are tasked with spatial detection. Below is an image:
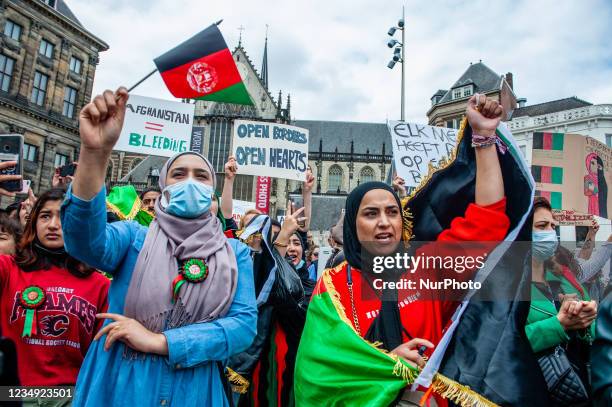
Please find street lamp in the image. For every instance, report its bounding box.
[387,6,406,121]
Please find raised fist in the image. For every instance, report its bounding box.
[466,94,504,137]
[79,87,129,153]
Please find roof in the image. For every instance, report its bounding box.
[436,62,502,104]
[56,0,82,26]
[510,96,592,119]
[431,89,447,99]
[294,120,391,155]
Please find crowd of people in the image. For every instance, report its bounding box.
[0,88,610,407]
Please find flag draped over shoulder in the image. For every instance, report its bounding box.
[106,185,153,226]
[295,119,548,407]
[295,269,419,406]
[154,24,253,105]
[405,119,548,406]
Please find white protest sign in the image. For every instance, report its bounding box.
[116,94,195,158]
[388,122,458,188]
[231,200,256,222]
[232,120,309,181]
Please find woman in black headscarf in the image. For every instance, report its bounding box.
[295,94,511,406]
[596,155,608,218]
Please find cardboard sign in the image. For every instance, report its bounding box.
[387,121,458,188]
[553,209,594,226]
[231,200,256,222]
[232,120,309,181]
[116,94,195,157]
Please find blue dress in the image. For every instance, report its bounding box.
[61,186,257,407]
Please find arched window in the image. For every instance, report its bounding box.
[360,166,375,184]
[328,165,343,192]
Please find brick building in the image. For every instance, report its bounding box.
[0,0,107,197]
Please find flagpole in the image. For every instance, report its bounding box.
[127,69,158,93]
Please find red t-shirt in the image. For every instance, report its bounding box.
[0,255,109,386]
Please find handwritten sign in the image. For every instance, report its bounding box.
[232,120,309,181]
[116,94,195,157]
[553,209,594,226]
[232,200,256,222]
[387,122,457,187]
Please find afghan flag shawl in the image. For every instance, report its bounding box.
[295,119,549,407]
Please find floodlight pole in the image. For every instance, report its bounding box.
[400,5,405,121]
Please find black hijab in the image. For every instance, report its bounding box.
[343,181,403,271]
[343,181,405,351]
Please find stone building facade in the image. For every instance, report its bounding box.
[426,61,517,128]
[0,0,107,199]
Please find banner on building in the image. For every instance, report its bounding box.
[387,121,458,188]
[190,126,205,154]
[552,209,594,226]
[232,120,309,181]
[255,176,271,214]
[231,199,256,222]
[115,94,195,158]
[532,132,612,218]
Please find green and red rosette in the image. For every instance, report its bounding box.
[171,259,208,303]
[19,286,46,337]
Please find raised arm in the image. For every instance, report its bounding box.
[466,94,505,206]
[299,166,314,232]
[72,87,128,200]
[220,156,237,219]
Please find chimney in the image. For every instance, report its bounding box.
[505,72,513,90]
[517,98,527,108]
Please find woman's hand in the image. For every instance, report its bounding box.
[95,313,168,355]
[466,94,504,137]
[0,161,21,197]
[79,88,128,153]
[274,201,306,257]
[224,156,238,181]
[18,187,36,227]
[303,167,315,193]
[557,297,597,331]
[391,338,434,368]
[392,175,407,198]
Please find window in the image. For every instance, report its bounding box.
[0,54,15,92]
[360,166,375,184]
[39,39,54,58]
[54,153,69,168]
[43,0,57,7]
[69,56,82,74]
[62,86,77,118]
[23,143,38,162]
[446,120,454,129]
[606,134,612,148]
[463,86,472,97]
[453,89,461,99]
[3,20,22,41]
[31,71,48,106]
[328,165,343,192]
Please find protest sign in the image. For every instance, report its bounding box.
[552,209,594,226]
[255,176,271,214]
[532,132,612,218]
[232,120,309,181]
[116,94,195,157]
[387,121,458,187]
[231,200,256,222]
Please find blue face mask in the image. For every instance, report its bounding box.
[532,230,558,261]
[161,178,213,218]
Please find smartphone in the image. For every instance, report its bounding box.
[0,134,23,192]
[15,179,31,198]
[290,197,305,228]
[59,162,77,177]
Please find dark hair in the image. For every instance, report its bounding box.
[270,219,282,229]
[5,200,23,218]
[0,215,22,242]
[139,187,161,199]
[547,245,583,279]
[533,196,552,213]
[596,156,608,218]
[15,188,95,278]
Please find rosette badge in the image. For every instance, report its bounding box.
[19,286,46,337]
[171,259,208,303]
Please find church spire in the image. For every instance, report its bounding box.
[261,25,269,90]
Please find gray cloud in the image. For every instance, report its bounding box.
[70,0,612,123]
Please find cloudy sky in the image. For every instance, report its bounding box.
[71,0,612,124]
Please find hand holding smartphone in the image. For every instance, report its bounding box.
[0,134,24,195]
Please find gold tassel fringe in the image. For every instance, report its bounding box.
[226,367,250,394]
[392,358,419,382]
[430,373,499,407]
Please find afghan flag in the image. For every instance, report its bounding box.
[295,271,419,406]
[154,24,253,105]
